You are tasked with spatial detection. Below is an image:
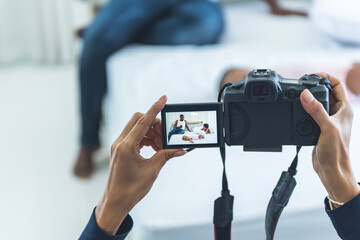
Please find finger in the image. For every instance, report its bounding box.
[150,149,186,168]
[116,112,144,142]
[129,95,167,144]
[145,128,163,149]
[300,89,331,129]
[311,72,349,103]
[152,118,162,137]
[140,137,161,152]
[111,112,144,154]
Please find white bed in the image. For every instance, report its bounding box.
[105,1,360,239]
[168,132,217,145]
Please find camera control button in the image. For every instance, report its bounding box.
[303,82,317,88]
[287,89,297,99]
[301,75,309,80]
[296,119,314,136]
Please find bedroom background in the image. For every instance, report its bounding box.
[1,0,360,240]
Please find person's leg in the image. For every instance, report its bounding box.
[346,63,360,95]
[137,0,225,45]
[168,128,182,141]
[168,128,176,141]
[219,68,252,90]
[75,0,180,178]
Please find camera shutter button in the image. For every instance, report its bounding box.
[296,119,314,136]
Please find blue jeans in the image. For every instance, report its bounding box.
[168,128,185,141]
[80,0,224,147]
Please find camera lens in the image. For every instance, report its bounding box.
[253,85,269,96]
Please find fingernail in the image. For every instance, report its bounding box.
[302,89,314,104]
[157,95,167,107]
[159,95,167,102]
[174,150,186,157]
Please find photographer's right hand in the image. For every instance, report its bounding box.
[300,73,360,208]
[95,96,186,235]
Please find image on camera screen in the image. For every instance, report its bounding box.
[165,111,218,146]
[161,103,222,149]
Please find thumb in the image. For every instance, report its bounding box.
[300,89,331,129]
[151,149,186,167]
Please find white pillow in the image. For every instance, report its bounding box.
[311,0,360,45]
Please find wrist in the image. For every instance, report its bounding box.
[319,168,360,205]
[95,195,131,235]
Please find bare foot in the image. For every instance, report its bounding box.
[73,145,99,179]
[346,63,360,95]
[219,68,251,90]
[271,7,308,17]
[74,27,86,39]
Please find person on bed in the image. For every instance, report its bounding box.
[168,114,191,141]
[74,0,225,178]
[201,123,211,134]
[74,0,308,178]
[182,134,205,144]
[346,63,360,95]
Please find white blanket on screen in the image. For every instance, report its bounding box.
[168,132,217,145]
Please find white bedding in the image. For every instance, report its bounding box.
[311,0,360,45]
[168,132,217,145]
[105,2,360,240]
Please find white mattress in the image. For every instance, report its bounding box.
[106,2,360,240]
[168,132,217,145]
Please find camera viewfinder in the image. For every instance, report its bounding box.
[253,85,269,96]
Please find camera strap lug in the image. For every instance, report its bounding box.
[319,77,332,91]
[265,146,301,240]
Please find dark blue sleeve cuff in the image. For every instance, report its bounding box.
[325,193,360,240]
[79,208,133,240]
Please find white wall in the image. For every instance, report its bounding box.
[165,111,217,134]
[0,0,74,64]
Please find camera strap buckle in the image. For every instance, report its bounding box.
[265,146,301,240]
[214,192,234,240]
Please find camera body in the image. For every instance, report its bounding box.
[161,69,331,151]
[223,69,331,151]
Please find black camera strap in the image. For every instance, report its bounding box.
[214,83,235,240]
[212,73,330,240]
[265,146,301,240]
[213,146,234,240]
[213,146,302,240]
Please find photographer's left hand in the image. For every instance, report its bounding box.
[95,96,186,234]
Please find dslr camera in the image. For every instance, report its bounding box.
[161,69,331,151]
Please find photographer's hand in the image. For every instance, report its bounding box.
[300,73,360,208]
[95,96,186,234]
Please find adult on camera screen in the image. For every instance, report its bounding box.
[165,111,217,145]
